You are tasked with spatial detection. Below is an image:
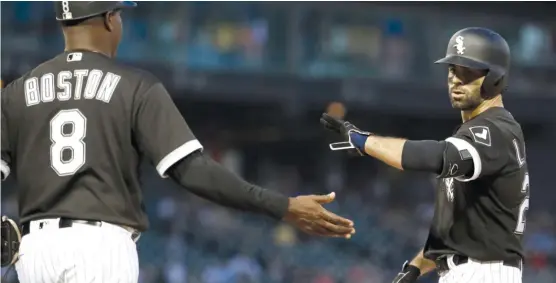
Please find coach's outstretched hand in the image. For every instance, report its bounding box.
[320,113,371,156]
[284,192,355,238]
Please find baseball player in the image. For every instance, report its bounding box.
[321,27,527,283]
[0,2,355,282]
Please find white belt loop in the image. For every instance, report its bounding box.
[447,255,457,270]
[467,257,476,264]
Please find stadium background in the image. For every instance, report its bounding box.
[1,2,555,283]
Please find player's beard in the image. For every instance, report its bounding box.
[449,89,483,110]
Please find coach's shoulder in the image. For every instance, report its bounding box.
[110,61,159,82]
[3,57,61,96]
[115,62,165,93]
[1,73,28,97]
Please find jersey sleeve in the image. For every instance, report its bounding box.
[443,120,508,182]
[132,82,203,178]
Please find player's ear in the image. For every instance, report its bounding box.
[103,11,117,32]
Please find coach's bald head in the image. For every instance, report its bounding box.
[61,10,123,58]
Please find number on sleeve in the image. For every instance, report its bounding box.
[514,173,529,235]
[513,139,526,168]
[50,109,87,176]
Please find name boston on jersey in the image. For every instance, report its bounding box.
[24,68,121,107]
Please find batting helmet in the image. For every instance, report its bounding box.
[55,1,136,21]
[435,27,511,98]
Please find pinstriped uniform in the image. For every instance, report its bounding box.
[438,255,522,283]
[15,219,139,283]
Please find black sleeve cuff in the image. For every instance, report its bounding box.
[250,185,290,220]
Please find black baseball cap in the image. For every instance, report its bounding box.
[55,1,137,21]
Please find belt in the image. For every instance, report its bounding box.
[436,254,522,273]
[21,218,141,242]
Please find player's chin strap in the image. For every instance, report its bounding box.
[1,215,22,281]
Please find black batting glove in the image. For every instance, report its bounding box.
[392,261,421,283]
[320,113,371,156]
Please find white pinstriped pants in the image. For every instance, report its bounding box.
[15,219,139,283]
[438,255,522,283]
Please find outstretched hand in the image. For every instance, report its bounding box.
[320,113,371,156]
[283,192,355,238]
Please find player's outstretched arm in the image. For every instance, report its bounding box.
[167,152,356,238]
[321,113,476,179]
[392,249,436,283]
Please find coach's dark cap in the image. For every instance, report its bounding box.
[55,1,136,21]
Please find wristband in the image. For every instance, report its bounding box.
[349,131,368,152]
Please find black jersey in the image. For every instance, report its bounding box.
[1,51,203,231]
[424,107,529,261]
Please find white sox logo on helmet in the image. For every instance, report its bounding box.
[454,36,465,55]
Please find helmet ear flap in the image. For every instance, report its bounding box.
[481,68,507,99]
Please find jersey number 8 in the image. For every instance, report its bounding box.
[50,109,87,176]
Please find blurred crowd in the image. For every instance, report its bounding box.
[2,2,556,283]
[2,2,556,94]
